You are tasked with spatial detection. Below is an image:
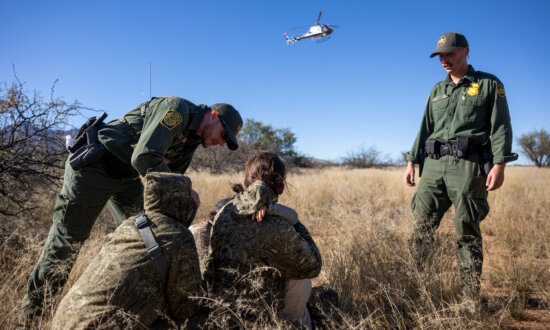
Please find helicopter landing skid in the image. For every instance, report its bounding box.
[316,36,331,43]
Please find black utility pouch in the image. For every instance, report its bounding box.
[425,139,441,159]
[69,125,106,170]
[456,136,469,158]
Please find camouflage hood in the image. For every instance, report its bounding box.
[231,181,278,216]
[143,172,197,227]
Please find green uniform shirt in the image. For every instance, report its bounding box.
[406,66,518,164]
[99,97,206,176]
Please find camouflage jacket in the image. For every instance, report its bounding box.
[52,173,201,329]
[203,181,322,312]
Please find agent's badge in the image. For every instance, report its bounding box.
[437,35,447,47]
[467,82,479,96]
[496,84,506,97]
[160,110,183,130]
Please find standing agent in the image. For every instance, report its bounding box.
[404,33,517,299]
[21,96,243,321]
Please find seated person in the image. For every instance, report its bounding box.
[190,183,299,270]
[202,152,322,328]
[52,172,201,329]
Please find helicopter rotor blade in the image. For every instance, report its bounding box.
[316,11,322,25]
[327,25,339,28]
[291,25,311,30]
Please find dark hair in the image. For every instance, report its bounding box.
[243,152,286,194]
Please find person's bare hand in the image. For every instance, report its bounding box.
[405,162,416,187]
[191,189,200,208]
[486,163,505,191]
[252,206,267,222]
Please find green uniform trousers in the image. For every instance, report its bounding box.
[409,153,490,297]
[22,158,143,317]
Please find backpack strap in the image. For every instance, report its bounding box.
[134,213,168,278]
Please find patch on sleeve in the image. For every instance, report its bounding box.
[160,110,183,130]
[496,84,506,98]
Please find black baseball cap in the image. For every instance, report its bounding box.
[210,103,243,150]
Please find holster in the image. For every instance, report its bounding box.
[456,136,469,158]
[69,125,105,171]
[478,142,494,176]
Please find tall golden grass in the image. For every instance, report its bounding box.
[1,166,548,328]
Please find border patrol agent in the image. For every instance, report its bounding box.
[21,97,243,321]
[404,33,517,299]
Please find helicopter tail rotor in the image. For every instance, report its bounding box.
[284,33,296,45]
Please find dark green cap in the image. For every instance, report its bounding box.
[430,32,469,58]
[210,103,243,150]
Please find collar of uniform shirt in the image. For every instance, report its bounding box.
[444,65,477,86]
[186,104,207,134]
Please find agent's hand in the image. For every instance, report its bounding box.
[486,163,505,191]
[252,206,267,222]
[405,161,416,187]
[191,189,201,208]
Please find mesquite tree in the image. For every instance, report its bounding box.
[0,78,85,216]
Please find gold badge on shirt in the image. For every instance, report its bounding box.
[496,84,505,97]
[160,110,183,130]
[467,82,479,96]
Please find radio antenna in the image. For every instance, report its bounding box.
[148,61,152,99]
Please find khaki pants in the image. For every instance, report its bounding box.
[282,279,312,329]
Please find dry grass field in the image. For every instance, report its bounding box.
[1,166,549,329]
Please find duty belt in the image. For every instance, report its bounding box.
[432,142,462,159]
[424,137,485,160]
[419,137,494,177]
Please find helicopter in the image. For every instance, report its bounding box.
[284,11,339,45]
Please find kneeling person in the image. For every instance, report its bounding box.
[203,153,322,328]
[52,172,201,329]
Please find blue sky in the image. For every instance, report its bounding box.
[2,0,549,164]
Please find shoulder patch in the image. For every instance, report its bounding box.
[160,110,183,130]
[496,84,506,98]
